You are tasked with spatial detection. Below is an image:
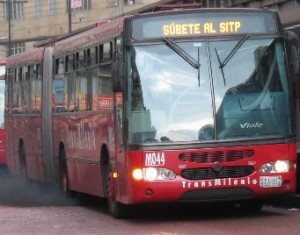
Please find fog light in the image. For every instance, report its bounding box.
[132,168,143,180]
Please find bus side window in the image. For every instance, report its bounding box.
[22,66,29,113]
[99,45,103,63]
[5,68,13,114]
[26,65,35,113]
[75,51,88,111]
[91,66,99,111]
[91,63,113,111]
[54,58,65,112]
[76,70,88,111]
[76,51,85,69]
[103,42,113,62]
[66,54,74,72]
[31,65,36,112]
[99,64,113,95]
[12,68,18,113]
[14,67,22,113]
[34,64,42,113]
[55,57,65,74]
[31,64,39,113]
[66,76,75,111]
[90,47,97,65]
[99,42,112,63]
[86,49,91,66]
[65,54,76,112]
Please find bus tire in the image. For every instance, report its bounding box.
[108,199,131,219]
[59,147,76,198]
[103,163,131,219]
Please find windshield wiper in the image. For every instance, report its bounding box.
[163,37,201,86]
[214,48,226,86]
[219,34,250,69]
[163,37,200,69]
[214,34,250,86]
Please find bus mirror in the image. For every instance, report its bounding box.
[286,31,300,74]
[112,61,126,92]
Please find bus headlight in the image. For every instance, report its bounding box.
[260,163,273,173]
[259,160,292,173]
[274,160,289,173]
[161,168,176,180]
[145,167,158,181]
[132,167,176,181]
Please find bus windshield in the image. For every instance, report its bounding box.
[128,38,292,144]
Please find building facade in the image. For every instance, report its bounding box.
[0,0,160,59]
[223,1,300,29]
[0,0,300,60]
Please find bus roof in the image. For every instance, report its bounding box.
[6,48,44,68]
[6,16,125,66]
[53,17,124,57]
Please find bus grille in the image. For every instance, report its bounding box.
[181,166,255,180]
[179,149,254,163]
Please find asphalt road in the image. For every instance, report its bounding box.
[1,165,300,235]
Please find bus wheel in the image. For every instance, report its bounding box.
[59,148,75,198]
[104,164,130,219]
[60,164,69,194]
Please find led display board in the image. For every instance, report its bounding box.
[131,11,277,40]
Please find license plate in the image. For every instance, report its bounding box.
[259,176,282,188]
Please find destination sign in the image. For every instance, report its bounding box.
[131,11,277,40]
[162,21,242,36]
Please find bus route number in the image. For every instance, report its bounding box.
[145,152,166,166]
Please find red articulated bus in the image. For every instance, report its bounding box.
[5,7,300,218]
[0,60,6,164]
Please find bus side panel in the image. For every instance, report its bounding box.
[5,115,15,173]
[12,116,44,180]
[52,114,80,191]
[52,113,114,197]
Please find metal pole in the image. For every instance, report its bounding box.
[7,0,12,56]
[68,0,72,33]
